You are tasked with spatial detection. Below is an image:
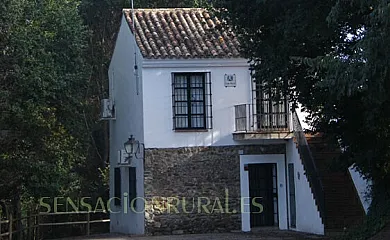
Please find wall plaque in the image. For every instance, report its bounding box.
[224,74,236,87]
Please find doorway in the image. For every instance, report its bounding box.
[248,163,278,227]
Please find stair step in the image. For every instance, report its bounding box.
[300,135,366,230]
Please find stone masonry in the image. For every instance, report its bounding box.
[143,144,285,235]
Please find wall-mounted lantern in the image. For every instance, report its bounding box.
[124,135,144,158]
[118,135,144,166]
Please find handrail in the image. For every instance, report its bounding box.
[292,111,325,222]
[234,103,290,132]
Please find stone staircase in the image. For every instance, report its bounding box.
[306,135,365,231]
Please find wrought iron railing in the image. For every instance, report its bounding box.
[234,104,290,132]
[292,111,325,222]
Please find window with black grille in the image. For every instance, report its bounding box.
[253,82,289,130]
[172,72,212,130]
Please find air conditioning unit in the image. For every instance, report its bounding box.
[100,99,115,120]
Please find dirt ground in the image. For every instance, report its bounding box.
[369,223,390,240]
[57,230,330,240]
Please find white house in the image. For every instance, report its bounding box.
[106,8,369,236]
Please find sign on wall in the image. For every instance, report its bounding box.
[224,74,236,87]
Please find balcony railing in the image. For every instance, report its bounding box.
[234,104,290,133]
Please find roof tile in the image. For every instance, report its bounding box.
[123,8,241,59]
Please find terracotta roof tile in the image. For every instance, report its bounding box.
[123,8,241,59]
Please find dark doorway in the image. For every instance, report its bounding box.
[248,163,278,227]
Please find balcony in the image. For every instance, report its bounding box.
[233,104,293,140]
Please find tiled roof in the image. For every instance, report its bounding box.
[123,8,241,59]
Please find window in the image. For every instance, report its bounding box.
[258,88,288,129]
[253,82,289,130]
[288,163,297,228]
[114,168,121,206]
[172,72,212,130]
[128,167,137,208]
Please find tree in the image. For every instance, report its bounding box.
[0,0,211,222]
[215,0,390,229]
[0,0,89,202]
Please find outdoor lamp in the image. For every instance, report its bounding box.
[124,135,137,155]
[123,135,144,160]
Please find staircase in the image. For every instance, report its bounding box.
[292,111,365,232]
[292,112,326,223]
[307,135,365,231]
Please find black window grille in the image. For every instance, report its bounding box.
[254,82,289,130]
[172,72,212,130]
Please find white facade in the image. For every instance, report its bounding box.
[142,59,251,148]
[108,16,145,234]
[348,165,372,214]
[139,53,325,234]
[238,143,325,235]
[107,13,372,236]
[240,154,288,231]
[286,139,324,235]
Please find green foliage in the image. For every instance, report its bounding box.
[98,166,110,189]
[0,0,89,201]
[0,0,213,223]
[339,192,390,240]
[216,0,390,237]
[215,0,390,180]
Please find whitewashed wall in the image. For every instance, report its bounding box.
[286,139,324,235]
[239,154,288,232]
[142,59,251,148]
[348,165,372,214]
[108,15,145,235]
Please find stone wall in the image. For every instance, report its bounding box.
[144,144,285,235]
